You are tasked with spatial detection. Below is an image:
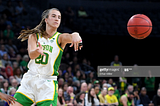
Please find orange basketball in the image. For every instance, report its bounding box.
[127,14,152,39]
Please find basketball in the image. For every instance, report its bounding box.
[127,14,152,39]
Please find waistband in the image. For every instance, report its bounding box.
[27,70,57,81]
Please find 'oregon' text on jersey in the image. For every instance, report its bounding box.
[28,32,63,76]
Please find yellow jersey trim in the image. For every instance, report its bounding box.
[49,32,58,39]
[36,33,39,41]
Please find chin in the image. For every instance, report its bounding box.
[52,25,59,28]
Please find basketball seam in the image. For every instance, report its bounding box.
[129,26,151,36]
[127,25,152,27]
[130,17,152,26]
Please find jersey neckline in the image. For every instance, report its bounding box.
[49,31,58,39]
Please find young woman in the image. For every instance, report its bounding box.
[57,88,65,106]
[85,87,100,106]
[10,8,82,106]
[1,79,9,94]
[73,91,86,106]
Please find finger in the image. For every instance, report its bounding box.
[6,100,10,105]
[41,52,46,56]
[76,42,79,51]
[38,42,42,48]
[79,46,83,50]
[70,43,73,47]
[12,97,17,101]
[10,96,16,103]
[74,42,77,51]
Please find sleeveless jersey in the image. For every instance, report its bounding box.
[119,93,132,106]
[27,32,63,76]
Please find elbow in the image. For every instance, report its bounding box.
[72,32,79,35]
[28,53,37,60]
[29,54,35,60]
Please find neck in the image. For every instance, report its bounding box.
[46,25,57,38]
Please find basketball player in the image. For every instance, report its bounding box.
[0,92,16,105]
[10,8,82,106]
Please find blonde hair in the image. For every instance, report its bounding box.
[18,8,60,41]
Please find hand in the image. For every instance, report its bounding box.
[70,93,75,98]
[70,32,83,51]
[93,94,97,98]
[0,93,16,105]
[36,42,45,56]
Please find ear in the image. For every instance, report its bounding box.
[45,18,48,24]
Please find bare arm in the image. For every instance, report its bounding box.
[28,34,45,59]
[58,32,82,51]
[0,92,16,105]
[108,102,118,106]
[132,99,135,106]
[120,95,128,106]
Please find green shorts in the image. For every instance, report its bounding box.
[14,73,58,106]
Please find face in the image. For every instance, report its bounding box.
[12,80,18,87]
[141,90,146,95]
[108,90,114,95]
[80,94,85,99]
[134,90,138,95]
[88,83,92,91]
[58,79,64,86]
[63,84,68,91]
[58,88,63,97]
[76,71,81,77]
[90,88,95,96]
[102,89,107,96]
[11,89,16,95]
[67,87,73,94]
[3,54,8,60]
[45,9,61,28]
[89,72,93,78]
[95,86,100,94]
[157,89,160,96]
[81,83,87,92]
[16,55,21,61]
[58,70,62,76]
[128,94,134,100]
[108,79,113,84]
[13,62,18,69]
[3,81,8,87]
[25,57,29,62]
[67,67,72,72]
[0,78,3,82]
[128,86,134,92]
[64,73,69,79]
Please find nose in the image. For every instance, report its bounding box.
[55,16,59,21]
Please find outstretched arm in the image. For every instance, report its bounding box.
[0,92,16,105]
[58,32,82,51]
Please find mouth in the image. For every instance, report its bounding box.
[54,22,58,24]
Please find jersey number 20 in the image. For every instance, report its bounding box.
[35,52,49,65]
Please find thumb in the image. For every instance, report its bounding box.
[70,43,73,47]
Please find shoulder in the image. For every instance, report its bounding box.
[113,95,117,98]
[28,33,37,41]
[106,95,110,98]
[121,95,127,100]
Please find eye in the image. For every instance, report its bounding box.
[58,16,61,19]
